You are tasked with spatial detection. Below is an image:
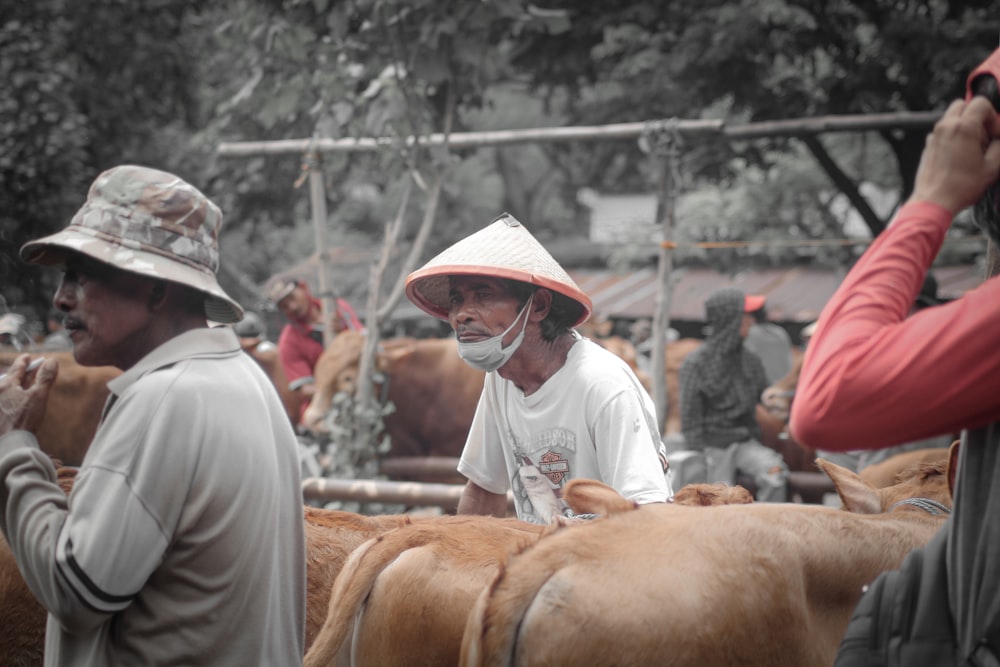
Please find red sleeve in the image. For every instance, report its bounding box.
[790,200,1000,451]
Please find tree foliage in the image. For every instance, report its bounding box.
[0,0,209,322]
[3,0,999,324]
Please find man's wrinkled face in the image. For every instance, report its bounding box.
[52,252,158,369]
[447,276,523,345]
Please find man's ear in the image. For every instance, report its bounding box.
[149,281,167,308]
[531,288,552,320]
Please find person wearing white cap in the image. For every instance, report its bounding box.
[406,212,671,524]
[677,287,789,502]
[0,165,305,665]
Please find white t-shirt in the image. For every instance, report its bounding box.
[458,333,671,524]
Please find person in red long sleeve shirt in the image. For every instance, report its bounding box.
[790,79,1000,663]
[267,277,363,426]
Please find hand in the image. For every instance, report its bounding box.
[911,96,1000,214]
[0,355,58,437]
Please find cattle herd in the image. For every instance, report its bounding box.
[0,336,958,666]
[0,444,954,666]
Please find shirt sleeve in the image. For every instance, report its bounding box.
[791,200,1000,451]
[457,380,509,495]
[0,432,112,633]
[592,387,670,504]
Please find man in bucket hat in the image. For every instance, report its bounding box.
[0,165,305,665]
[405,212,671,524]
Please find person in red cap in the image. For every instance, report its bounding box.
[267,277,362,426]
[677,287,788,502]
[792,55,1000,663]
[405,212,671,524]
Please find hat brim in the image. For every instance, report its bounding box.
[405,264,592,327]
[21,226,244,324]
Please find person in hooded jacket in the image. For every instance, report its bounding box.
[678,287,788,502]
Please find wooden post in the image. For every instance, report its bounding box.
[307,149,336,347]
[644,121,684,433]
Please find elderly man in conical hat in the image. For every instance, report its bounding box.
[406,213,671,524]
[0,165,305,665]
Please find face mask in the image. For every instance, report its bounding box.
[457,293,533,372]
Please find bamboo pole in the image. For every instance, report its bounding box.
[217,112,941,157]
[306,150,337,347]
[301,476,514,513]
[649,126,681,432]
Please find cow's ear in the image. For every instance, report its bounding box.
[381,341,417,364]
[816,458,881,514]
[947,439,960,499]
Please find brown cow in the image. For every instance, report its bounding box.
[303,515,544,667]
[300,479,756,667]
[460,454,952,667]
[304,331,486,461]
[0,340,302,468]
[0,465,425,663]
[857,445,952,489]
[0,351,119,467]
[239,337,304,427]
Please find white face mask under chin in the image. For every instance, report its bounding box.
[457,294,533,372]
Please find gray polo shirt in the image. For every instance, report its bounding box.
[0,327,305,666]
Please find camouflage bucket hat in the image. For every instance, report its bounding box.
[404,212,592,326]
[20,165,244,323]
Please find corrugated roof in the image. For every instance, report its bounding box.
[269,248,985,326]
[568,264,985,323]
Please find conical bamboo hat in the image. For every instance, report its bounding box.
[405,212,592,326]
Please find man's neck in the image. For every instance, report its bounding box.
[498,331,576,396]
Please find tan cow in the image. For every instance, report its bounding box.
[857,445,953,490]
[0,465,426,663]
[300,480,758,667]
[460,454,952,667]
[303,516,545,667]
[303,331,486,461]
[239,337,304,428]
[0,351,119,467]
[0,340,302,468]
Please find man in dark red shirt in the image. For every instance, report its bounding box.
[267,278,363,425]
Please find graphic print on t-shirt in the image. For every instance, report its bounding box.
[510,427,577,523]
[515,455,567,524]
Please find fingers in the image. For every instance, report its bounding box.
[34,358,59,387]
[0,354,33,384]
